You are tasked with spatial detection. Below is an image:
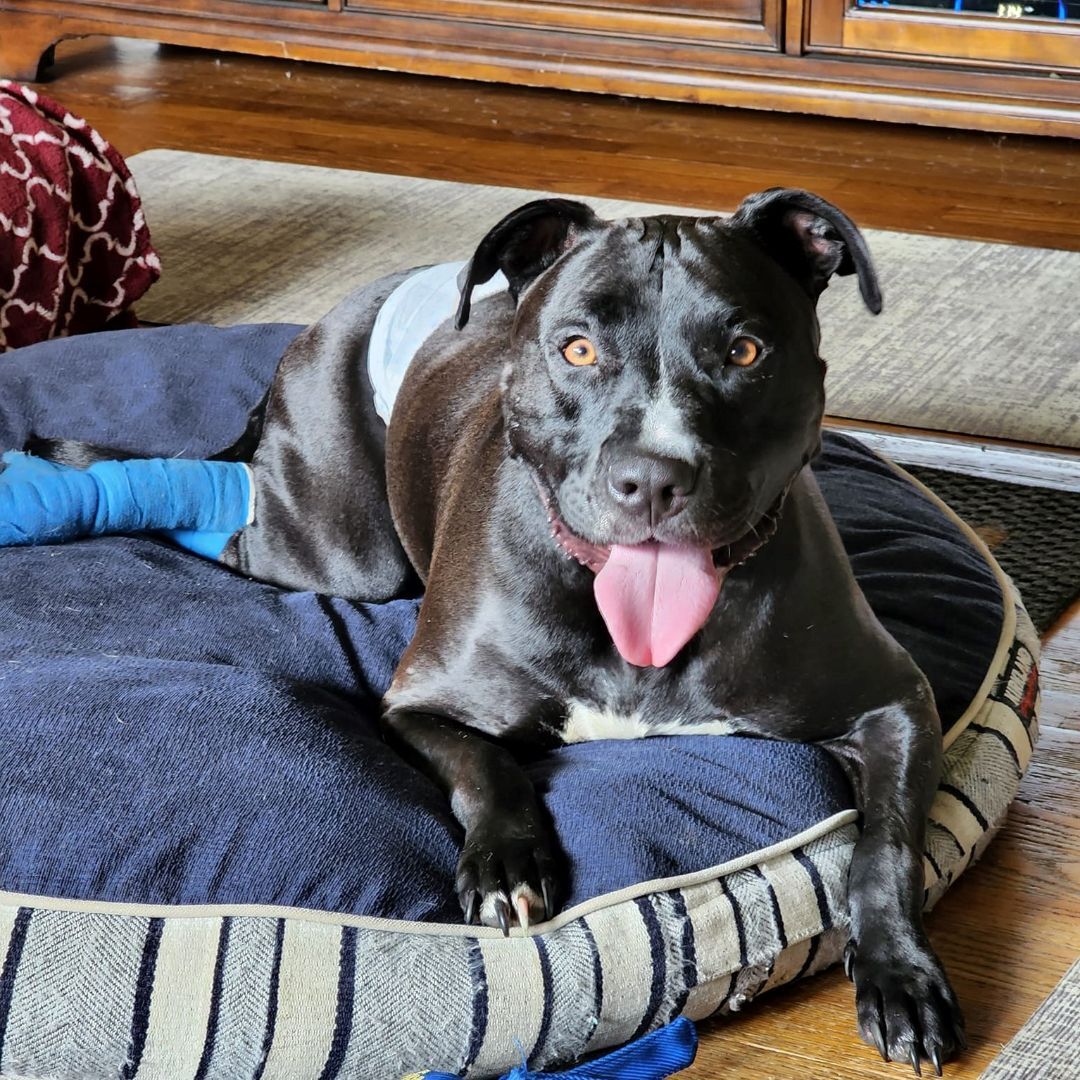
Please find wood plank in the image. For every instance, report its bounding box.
[1035,691,1080,733]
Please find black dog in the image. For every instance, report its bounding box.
[43,189,964,1073]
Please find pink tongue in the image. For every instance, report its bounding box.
[593,542,721,667]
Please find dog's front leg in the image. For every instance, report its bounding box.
[826,690,966,1075]
[382,708,561,934]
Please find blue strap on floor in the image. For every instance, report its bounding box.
[0,451,251,559]
[417,1017,697,1079]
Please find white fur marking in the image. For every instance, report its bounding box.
[478,885,542,931]
[639,382,697,460]
[563,704,650,743]
[480,890,509,928]
[563,701,737,743]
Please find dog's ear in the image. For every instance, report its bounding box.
[728,188,882,314]
[455,198,600,329]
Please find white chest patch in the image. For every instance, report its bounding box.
[562,701,738,744]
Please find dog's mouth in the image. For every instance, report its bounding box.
[539,483,787,669]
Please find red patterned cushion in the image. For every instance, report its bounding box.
[0,80,160,352]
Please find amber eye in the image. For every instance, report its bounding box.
[727,337,760,367]
[562,337,597,367]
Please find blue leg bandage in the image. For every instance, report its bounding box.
[0,451,253,560]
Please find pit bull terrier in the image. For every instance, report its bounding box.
[41,188,965,1074]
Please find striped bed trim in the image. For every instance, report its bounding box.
[0,590,1039,1079]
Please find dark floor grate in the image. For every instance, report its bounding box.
[906,465,1080,635]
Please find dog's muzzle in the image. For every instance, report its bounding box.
[536,475,789,668]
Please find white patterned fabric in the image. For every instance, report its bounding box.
[0,81,160,352]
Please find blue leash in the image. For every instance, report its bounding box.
[417,1016,697,1079]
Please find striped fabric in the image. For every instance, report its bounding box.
[0,584,1039,1080]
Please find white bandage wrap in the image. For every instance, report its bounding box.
[242,463,256,525]
[367,262,508,424]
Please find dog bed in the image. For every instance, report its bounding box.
[0,323,1040,1079]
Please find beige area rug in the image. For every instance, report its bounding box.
[980,957,1080,1080]
[129,149,1080,449]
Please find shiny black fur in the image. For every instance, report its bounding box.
[34,190,963,1073]
[383,191,962,1074]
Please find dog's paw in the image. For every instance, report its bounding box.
[847,936,966,1075]
[455,826,562,935]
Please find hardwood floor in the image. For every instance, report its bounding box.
[21,37,1080,1079]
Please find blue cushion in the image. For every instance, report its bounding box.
[0,324,1003,922]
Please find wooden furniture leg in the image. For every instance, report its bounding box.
[0,13,63,82]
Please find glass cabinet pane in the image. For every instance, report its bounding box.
[856,0,1080,21]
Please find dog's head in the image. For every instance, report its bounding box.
[456,189,880,666]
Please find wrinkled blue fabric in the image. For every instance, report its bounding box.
[0,323,1003,920]
[0,450,250,558]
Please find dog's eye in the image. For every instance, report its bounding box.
[727,338,760,367]
[562,338,597,367]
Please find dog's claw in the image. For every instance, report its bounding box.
[456,826,563,934]
[843,942,856,981]
[515,894,531,931]
[930,1046,943,1077]
[870,1021,889,1062]
[909,1046,922,1076]
[463,890,479,926]
[541,877,555,921]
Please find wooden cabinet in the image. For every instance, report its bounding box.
[1,0,1077,136]
[344,0,784,49]
[808,0,1080,70]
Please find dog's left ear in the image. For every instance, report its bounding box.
[728,188,882,314]
[456,198,600,329]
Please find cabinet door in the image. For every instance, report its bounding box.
[345,0,783,51]
[808,0,1080,69]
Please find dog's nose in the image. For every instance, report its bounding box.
[607,452,698,524]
